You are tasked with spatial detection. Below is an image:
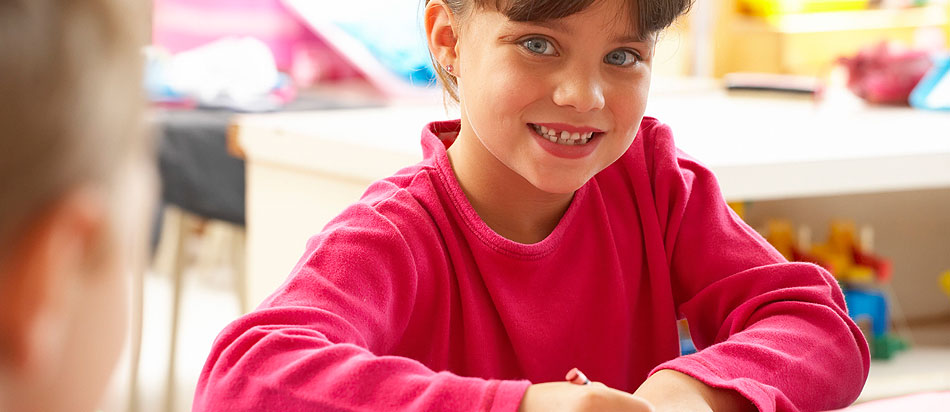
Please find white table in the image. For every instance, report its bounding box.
[858,346,950,402]
[231,89,950,309]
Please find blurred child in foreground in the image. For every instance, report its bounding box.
[0,1,154,411]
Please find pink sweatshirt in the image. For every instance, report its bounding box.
[194,118,870,412]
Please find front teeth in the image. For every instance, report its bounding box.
[533,124,595,145]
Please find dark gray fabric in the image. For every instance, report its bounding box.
[149,95,381,250]
[157,109,245,225]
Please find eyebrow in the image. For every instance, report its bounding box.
[613,33,650,44]
[518,20,650,44]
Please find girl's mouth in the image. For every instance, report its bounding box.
[528,123,603,145]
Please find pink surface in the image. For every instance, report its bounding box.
[151,0,357,83]
[831,391,950,411]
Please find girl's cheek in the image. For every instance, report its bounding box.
[506,69,552,100]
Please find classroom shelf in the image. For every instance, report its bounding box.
[713,2,950,76]
[764,5,950,33]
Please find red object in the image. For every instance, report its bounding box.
[853,250,893,283]
[839,42,934,105]
[193,119,869,412]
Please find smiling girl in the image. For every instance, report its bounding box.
[194,1,870,411]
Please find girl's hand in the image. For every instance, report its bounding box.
[518,381,655,412]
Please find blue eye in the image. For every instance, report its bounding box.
[604,49,640,67]
[521,37,556,56]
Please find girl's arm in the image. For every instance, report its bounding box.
[519,382,654,412]
[639,123,870,412]
[192,204,529,412]
[633,369,754,412]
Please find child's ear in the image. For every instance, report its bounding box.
[0,188,108,371]
[424,0,460,71]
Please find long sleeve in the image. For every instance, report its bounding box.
[192,203,529,411]
[648,146,870,411]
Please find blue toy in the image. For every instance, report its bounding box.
[843,289,888,338]
[842,288,907,360]
[910,54,950,111]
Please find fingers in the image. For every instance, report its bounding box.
[563,369,653,412]
[565,367,592,385]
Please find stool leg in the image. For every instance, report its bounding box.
[165,209,190,412]
[127,265,144,412]
[231,227,248,314]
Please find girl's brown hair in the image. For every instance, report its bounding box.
[427,0,694,102]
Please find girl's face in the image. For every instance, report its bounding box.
[455,0,653,194]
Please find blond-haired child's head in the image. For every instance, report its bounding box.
[0,1,152,411]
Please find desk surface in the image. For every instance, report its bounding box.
[840,390,950,411]
[234,88,950,201]
[858,346,950,403]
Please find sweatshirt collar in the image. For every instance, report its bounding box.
[419,119,590,259]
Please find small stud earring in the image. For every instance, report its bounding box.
[445,64,454,74]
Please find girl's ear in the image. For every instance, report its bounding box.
[425,0,460,72]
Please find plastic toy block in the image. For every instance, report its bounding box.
[871,334,908,360]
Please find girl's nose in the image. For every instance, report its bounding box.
[552,71,606,113]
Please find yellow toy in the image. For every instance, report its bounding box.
[940,270,950,298]
[810,221,890,286]
[764,220,796,261]
[762,219,903,359]
[738,0,868,17]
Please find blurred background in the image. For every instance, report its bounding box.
[102,0,950,411]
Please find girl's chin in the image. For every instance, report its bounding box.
[528,176,590,195]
